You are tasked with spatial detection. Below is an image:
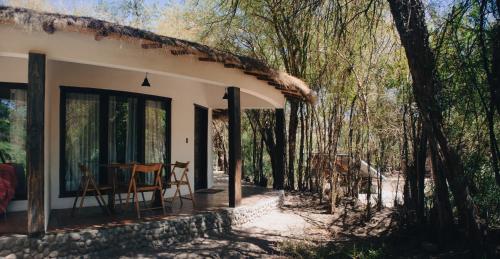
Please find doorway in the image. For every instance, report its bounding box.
[194,105,208,190]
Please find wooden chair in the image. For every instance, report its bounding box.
[125,163,166,219]
[71,164,111,216]
[164,161,195,207]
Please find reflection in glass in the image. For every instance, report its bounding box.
[145,100,167,183]
[108,96,138,164]
[0,87,27,199]
[64,93,100,192]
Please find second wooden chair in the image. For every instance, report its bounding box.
[125,163,166,219]
[164,161,195,207]
[71,164,111,216]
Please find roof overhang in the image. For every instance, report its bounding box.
[0,6,315,105]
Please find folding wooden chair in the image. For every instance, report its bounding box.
[164,161,195,207]
[71,164,111,216]
[125,163,166,219]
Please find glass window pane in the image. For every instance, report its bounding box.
[108,96,138,185]
[145,100,167,184]
[0,86,27,200]
[64,93,100,192]
[145,100,166,164]
[108,96,138,164]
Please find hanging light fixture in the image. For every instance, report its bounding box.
[222,88,228,99]
[141,72,151,87]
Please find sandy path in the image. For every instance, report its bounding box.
[117,193,395,258]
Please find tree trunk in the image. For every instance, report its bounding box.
[275,109,286,190]
[408,104,418,214]
[263,124,278,188]
[347,96,357,197]
[402,105,412,207]
[248,112,259,184]
[306,105,314,191]
[366,151,372,218]
[287,100,299,190]
[429,134,454,244]
[330,101,343,213]
[492,18,500,116]
[298,103,305,191]
[222,137,228,173]
[259,137,266,187]
[388,0,484,252]
[377,139,385,211]
[416,125,428,224]
[478,0,500,186]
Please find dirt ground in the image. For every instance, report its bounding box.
[117,192,400,258]
[116,179,500,258]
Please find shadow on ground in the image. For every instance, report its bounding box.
[116,229,285,258]
[113,191,494,258]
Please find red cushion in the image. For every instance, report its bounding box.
[0,164,17,213]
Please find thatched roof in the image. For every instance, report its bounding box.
[0,6,315,103]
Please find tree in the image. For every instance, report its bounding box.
[387,0,484,251]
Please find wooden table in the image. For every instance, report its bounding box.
[101,163,134,212]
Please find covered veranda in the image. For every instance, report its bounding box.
[0,176,281,235]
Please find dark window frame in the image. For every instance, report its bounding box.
[59,86,171,197]
[0,82,28,200]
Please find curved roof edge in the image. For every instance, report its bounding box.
[0,6,316,103]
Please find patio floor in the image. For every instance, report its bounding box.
[0,180,276,235]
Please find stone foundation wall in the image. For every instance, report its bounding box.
[0,191,283,259]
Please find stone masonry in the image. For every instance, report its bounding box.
[0,190,283,259]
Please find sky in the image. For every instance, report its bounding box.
[0,0,184,13]
[0,0,457,32]
[0,0,188,31]
[2,0,454,11]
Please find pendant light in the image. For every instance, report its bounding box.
[141,72,151,87]
[222,88,228,99]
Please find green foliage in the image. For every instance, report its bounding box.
[0,95,26,165]
[470,163,500,225]
[428,0,500,226]
[94,0,162,30]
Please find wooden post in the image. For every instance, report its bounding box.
[275,109,285,190]
[27,52,46,235]
[227,87,242,207]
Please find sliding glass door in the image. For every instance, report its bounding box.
[0,83,27,200]
[60,87,171,196]
[63,93,100,192]
[108,96,138,164]
[145,100,167,165]
[145,100,168,184]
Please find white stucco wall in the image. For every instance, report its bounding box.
[0,58,220,212]
[45,60,217,210]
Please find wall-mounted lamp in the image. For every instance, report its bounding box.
[141,72,151,87]
[222,88,228,99]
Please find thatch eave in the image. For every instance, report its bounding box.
[0,5,315,103]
